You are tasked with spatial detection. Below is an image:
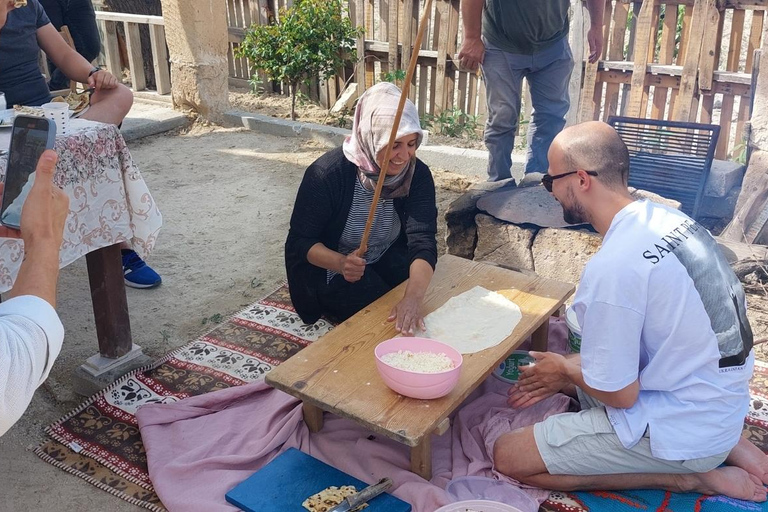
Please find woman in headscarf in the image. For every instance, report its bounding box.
[285,82,437,335]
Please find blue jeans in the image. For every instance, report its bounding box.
[481,37,573,181]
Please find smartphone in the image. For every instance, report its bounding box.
[0,115,56,229]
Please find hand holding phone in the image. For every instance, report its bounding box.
[1,116,56,229]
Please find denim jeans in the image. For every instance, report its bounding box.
[317,238,410,323]
[481,37,573,181]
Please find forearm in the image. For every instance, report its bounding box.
[585,0,605,28]
[461,0,484,39]
[404,258,433,300]
[8,241,60,307]
[306,242,345,273]
[50,48,94,84]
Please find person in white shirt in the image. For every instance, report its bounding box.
[0,149,69,436]
[493,121,768,502]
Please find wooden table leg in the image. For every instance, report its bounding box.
[86,244,132,359]
[303,402,324,433]
[410,437,432,480]
[530,317,550,352]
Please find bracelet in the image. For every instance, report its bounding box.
[88,67,100,77]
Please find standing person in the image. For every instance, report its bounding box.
[285,82,438,334]
[458,0,604,183]
[0,150,70,437]
[492,121,766,502]
[39,0,102,92]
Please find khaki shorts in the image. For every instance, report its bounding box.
[533,390,730,475]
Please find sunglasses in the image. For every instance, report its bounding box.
[541,170,598,192]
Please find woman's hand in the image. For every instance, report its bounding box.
[388,294,425,336]
[341,252,366,283]
[88,69,118,91]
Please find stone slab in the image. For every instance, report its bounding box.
[82,344,144,377]
[698,188,741,221]
[120,99,191,142]
[531,228,603,288]
[474,214,535,271]
[331,83,359,113]
[476,185,587,229]
[704,159,746,198]
[73,354,153,397]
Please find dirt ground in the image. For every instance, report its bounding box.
[1,117,767,511]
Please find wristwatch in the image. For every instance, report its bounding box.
[88,67,100,77]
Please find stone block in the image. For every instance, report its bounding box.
[474,214,536,270]
[445,179,517,259]
[704,159,746,198]
[697,187,741,221]
[73,353,153,397]
[531,228,603,287]
[330,83,359,113]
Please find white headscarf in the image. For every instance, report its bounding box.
[342,82,424,199]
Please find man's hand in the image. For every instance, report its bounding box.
[87,69,118,91]
[587,25,604,63]
[507,351,569,409]
[0,1,16,31]
[20,150,69,248]
[341,251,366,283]
[458,36,485,71]
[388,294,425,336]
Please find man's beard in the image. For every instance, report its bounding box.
[561,190,588,225]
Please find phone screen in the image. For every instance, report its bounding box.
[1,116,55,229]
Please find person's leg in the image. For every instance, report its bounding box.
[317,267,392,323]
[371,238,410,289]
[81,83,134,126]
[481,47,525,182]
[524,39,573,175]
[493,426,765,501]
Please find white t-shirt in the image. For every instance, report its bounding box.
[0,295,65,436]
[573,200,754,460]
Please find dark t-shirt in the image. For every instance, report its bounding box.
[482,0,570,55]
[0,0,53,106]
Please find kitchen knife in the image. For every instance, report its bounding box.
[327,477,394,512]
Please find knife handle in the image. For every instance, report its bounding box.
[347,478,393,508]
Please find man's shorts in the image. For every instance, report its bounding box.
[532,389,730,475]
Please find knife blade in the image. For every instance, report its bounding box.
[327,477,393,512]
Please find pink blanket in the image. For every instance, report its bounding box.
[137,319,571,512]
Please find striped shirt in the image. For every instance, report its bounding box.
[327,176,402,282]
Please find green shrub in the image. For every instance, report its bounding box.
[236,0,363,120]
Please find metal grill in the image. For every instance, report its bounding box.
[607,116,720,219]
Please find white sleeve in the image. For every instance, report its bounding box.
[580,300,643,392]
[0,296,65,437]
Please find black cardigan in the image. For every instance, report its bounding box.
[285,146,438,324]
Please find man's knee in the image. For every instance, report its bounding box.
[493,429,538,480]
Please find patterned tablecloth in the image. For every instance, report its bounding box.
[0,119,162,293]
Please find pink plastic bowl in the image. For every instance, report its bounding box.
[374,337,463,400]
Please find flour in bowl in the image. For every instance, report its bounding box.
[381,350,455,373]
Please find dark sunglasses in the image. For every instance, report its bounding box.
[541,170,598,192]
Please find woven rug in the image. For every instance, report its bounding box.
[36,283,768,511]
[35,284,333,511]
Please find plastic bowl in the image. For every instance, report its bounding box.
[445,477,539,512]
[435,499,524,512]
[374,337,462,400]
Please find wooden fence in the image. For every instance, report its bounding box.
[225,0,765,160]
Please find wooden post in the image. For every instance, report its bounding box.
[626,0,655,118]
[356,0,367,97]
[410,438,432,479]
[672,0,714,123]
[434,0,450,114]
[303,402,325,433]
[603,1,628,121]
[566,0,585,126]
[149,25,171,95]
[530,317,550,353]
[86,244,132,359]
[125,22,147,91]
[101,20,123,80]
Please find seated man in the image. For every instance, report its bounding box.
[0,0,131,126]
[0,0,162,288]
[494,121,767,502]
[0,150,69,436]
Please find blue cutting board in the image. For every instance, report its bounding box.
[225,448,412,512]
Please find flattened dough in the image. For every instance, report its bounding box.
[420,286,522,354]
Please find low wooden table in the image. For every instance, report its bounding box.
[266,255,574,479]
